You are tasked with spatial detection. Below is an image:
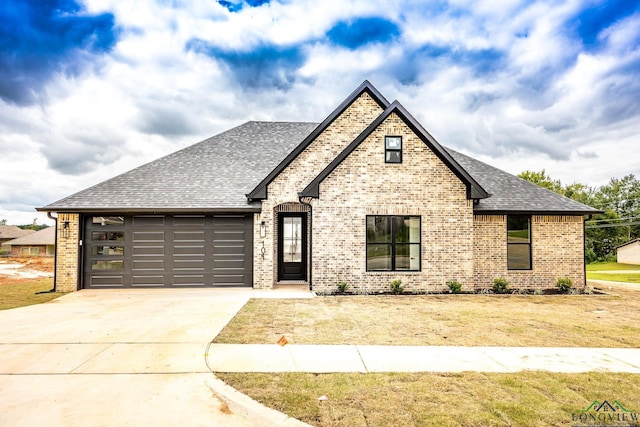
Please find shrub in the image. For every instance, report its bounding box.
[336,282,348,294]
[556,277,573,294]
[492,278,510,294]
[446,280,462,294]
[390,279,404,295]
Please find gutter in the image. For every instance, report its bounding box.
[36,212,57,294]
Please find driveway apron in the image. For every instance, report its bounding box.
[0,289,256,427]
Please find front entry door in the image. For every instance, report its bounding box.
[278,213,307,281]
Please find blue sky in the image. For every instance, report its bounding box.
[1,0,640,224]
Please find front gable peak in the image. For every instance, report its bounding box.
[246,80,390,201]
[300,100,489,200]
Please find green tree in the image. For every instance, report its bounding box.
[518,171,640,262]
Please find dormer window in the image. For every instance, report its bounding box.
[385,136,402,163]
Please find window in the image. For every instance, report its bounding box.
[385,136,402,163]
[507,215,531,270]
[367,216,420,271]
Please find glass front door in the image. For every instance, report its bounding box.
[278,213,307,281]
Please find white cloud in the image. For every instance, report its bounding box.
[1,0,639,225]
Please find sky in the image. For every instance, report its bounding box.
[1,0,640,225]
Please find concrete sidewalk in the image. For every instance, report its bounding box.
[208,344,640,373]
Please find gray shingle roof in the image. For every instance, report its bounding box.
[40,121,318,212]
[39,120,601,215]
[446,148,601,214]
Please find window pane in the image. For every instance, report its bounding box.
[395,244,420,270]
[385,151,401,163]
[395,244,410,269]
[507,216,530,243]
[92,245,124,256]
[283,217,302,263]
[385,136,401,149]
[91,260,124,271]
[367,217,391,243]
[395,217,420,243]
[367,244,391,270]
[93,216,124,226]
[92,231,124,241]
[410,244,420,270]
[508,244,531,269]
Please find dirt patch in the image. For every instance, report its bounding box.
[0,258,54,285]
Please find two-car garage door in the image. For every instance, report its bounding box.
[83,214,253,288]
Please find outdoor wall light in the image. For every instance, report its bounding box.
[61,221,70,238]
[260,221,266,237]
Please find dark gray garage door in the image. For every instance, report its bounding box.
[83,214,253,288]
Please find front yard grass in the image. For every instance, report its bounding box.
[215,291,640,347]
[217,285,640,426]
[0,278,65,310]
[217,371,640,427]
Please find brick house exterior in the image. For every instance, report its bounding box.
[38,81,600,293]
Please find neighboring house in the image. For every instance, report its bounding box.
[2,227,55,257]
[617,239,640,265]
[38,81,601,293]
[0,226,35,252]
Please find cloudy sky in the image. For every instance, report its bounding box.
[1,0,639,225]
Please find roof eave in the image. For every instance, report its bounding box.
[36,206,262,214]
[473,209,604,216]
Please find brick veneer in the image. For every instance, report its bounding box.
[473,215,586,289]
[309,112,474,294]
[55,213,80,292]
[254,92,385,288]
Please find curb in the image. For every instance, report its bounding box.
[207,375,312,427]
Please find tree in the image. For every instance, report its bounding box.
[0,219,6,226]
[518,170,562,193]
[519,171,640,262]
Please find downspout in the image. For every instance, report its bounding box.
[36,212,58,293]
[584,215,591,290]
[298,195,313,291]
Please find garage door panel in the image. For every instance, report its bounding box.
[85,214,252,288]
[133,245,164,256]
[133,216,165,226]
[90,276,124,287]
[173,275,205,286]
[133,231,165,242]
[133,259,165,271]
[174,231,205,242]
[174,245,205,255]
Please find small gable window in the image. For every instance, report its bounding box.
[385,136,402,163]
[507,215,531,270]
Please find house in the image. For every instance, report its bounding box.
[38,81,601,293]
[2,227,55,257]
[616,239,640,265]
[0,226,35,253]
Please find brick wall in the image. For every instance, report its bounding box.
[473,215,586,289]
[55,213,80,292]
[310,112,474,294]
[255,92,385,288]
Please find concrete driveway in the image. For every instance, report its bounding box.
[0,289,272,426]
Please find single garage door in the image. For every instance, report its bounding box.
[83,214,253,288]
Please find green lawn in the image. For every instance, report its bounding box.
[587,262,640,283]
[219,372,640,427]
[0,278,66,310]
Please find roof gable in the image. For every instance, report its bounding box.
[300,100,489,200]
[246,80,390,201]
